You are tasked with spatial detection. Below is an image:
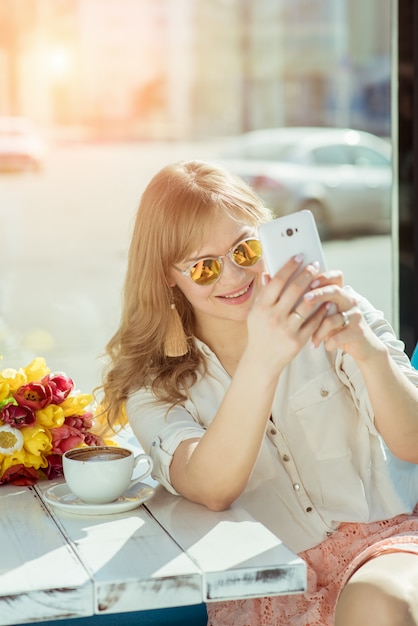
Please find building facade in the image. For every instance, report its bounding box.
[0,0,391,139]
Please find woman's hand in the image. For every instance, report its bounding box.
[303,279,384,362]
[246,255,334,373]
[304,275,418,464]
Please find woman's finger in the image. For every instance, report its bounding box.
[260,254,304,304]
[309,269,344,290]
[303,284,357,312]
[311,306,360,349]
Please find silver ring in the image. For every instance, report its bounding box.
[341,311,349,328]
[292,310,306,323]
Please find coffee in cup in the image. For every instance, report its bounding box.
[62,446,153,504]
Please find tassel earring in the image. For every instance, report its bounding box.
[164,291,188,357]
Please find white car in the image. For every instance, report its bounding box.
[0,116,46,172]
[218,127,392,238]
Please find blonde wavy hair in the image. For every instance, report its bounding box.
[100,160,272,432]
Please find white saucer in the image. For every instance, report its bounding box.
[43,482,155,516]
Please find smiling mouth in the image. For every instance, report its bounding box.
[222,282,252,299]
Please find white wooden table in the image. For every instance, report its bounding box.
[0,484,92,624]
[146,486,306,603]
[0,479,306,625]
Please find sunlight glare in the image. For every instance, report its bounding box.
[48,48,73,77]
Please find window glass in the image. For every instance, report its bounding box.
[0,0,394,392]
[311,145,351,166]
[228,140,299,162]
[352,146,390,167]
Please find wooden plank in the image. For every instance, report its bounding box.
[0,485,93,625]
[145,487,307,602]
[36,479,203,615]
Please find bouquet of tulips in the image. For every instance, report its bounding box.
[0,357,104,486]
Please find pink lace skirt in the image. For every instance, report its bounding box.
[207,507,418,626]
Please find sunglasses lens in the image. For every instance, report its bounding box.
[190,258,222,285]
[186,239,261,285]
[233,239,262,266]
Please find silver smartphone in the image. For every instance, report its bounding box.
[258,210,327,277]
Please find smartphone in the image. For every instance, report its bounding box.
[259,210,327,278]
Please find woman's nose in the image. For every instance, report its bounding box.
[221,255,247,281]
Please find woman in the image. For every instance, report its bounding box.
[101,160,418,625]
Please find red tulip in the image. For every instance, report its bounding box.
[65,411,94,432]
[0,464,39,486]
[0,402,36,428]
[44,454,64,479]
[42,373,74,404]
[50,424,85,454]
[14,382,53,410]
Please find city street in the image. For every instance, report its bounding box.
[0,141,393,393]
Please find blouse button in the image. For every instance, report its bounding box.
[326,531,333,537]
[320,388,329,397]
[306,507,313,513]
[282,454,290,462]
[270,428,277,435]
[293,483,300,491]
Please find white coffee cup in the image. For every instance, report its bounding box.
[62,446,153,504]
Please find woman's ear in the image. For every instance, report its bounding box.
[166,267,178,288]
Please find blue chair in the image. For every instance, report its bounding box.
[411,343,418,369]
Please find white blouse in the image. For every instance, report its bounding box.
[127,288,418,553]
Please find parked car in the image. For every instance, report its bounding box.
[0,116,46,173]
[218,127,392,238]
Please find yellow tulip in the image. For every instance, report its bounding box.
[21,424,52,457]
[102,438,120,447]
[24,357,50,383]
[0,382,11,403]
[36,405,65,429]
[1,448,48,473]
[60,394,93,416]
[0,367,27,393]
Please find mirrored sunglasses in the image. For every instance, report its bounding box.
[174,238,262,286]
